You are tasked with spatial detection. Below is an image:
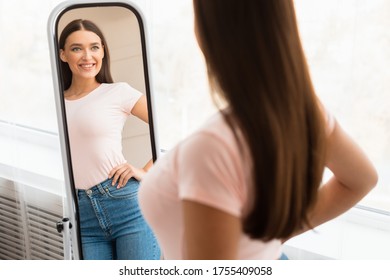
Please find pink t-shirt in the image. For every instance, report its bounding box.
[65,82,142,190]
[139,107,335,260]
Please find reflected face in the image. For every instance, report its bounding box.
[60,30,104,81]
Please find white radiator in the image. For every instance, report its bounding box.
[0,178,65,260]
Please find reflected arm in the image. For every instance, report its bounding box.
[130,95,153,175]
[143,159,153,172]
[131,95,148,123]
[109,95,153,187]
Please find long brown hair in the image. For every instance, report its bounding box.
[193,0,327,241]
[58,19,114,90]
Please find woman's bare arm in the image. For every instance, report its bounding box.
[182,200,241,259]
[288,120,378,239]
[131,95,149,123]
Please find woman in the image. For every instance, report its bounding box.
[139,0,378,259]
[59,19,160,260]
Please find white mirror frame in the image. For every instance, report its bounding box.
[47,0,159,260]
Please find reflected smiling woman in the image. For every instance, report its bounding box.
[58,19,160,260]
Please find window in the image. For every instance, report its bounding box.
[149,0,215,149]
[0,0,64,132]
[293,0,390,213]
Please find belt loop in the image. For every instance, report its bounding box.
[96,183,106,195]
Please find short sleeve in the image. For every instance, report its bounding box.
[118,83,143,114]
[176,132,244,217]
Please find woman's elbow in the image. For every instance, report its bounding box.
[366,165,379,192]
[355,162,379,196]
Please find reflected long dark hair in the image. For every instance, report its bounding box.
[193,0,327,241]
[58,19,113,90]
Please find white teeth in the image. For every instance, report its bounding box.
[80,64,94,68]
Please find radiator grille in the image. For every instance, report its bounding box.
[0,194,25,259]
[0,179,65,259]
[27,205,64,260]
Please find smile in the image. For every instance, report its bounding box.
[79,63,96,69]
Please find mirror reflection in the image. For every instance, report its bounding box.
[55,4,160,260]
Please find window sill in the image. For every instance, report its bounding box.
[284,206,390,259]
[0,120,64,196]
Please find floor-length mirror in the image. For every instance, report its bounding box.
[48,1,157,259]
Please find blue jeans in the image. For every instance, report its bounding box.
[77,177,160,260]
[279,252,289,260]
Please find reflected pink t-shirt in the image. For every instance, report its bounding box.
[139,108,335,260]
[65,82,142,190]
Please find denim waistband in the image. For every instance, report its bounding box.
[77,177,112,195]
[77,177,138,195]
